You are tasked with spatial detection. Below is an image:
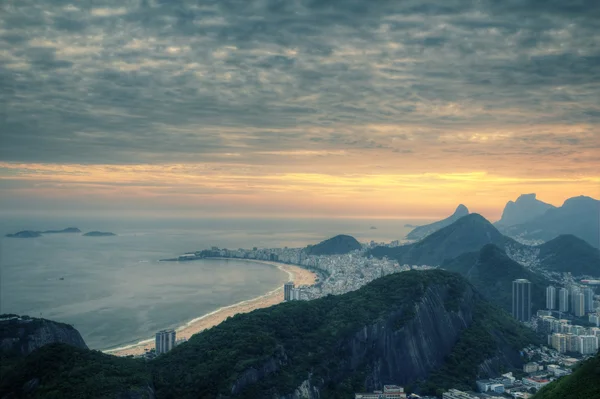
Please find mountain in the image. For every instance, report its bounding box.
[442,244,551,313]
[305,234,361,255]
[370,214,520,266]
[406,204,469,241]
[0,271,539,398]
[495,194,555,227]
[498,195,600,248]
[534,350,600,399]
[83,231,116,237]
[5,230,42,238]
[536,235,600,277]
[0,315,87,358]
[42,227,81,234]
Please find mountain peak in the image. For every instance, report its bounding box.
[454,204,469,216]
[406,204,470,241]
[495,193,555,227]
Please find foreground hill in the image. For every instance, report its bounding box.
[305,234,361,255]
[534,350,600,399]
[406,204,469,241]
[0,270,538,398]
[536,235,600,277]
[370,214,520,266]
[442,245,551,314]
[495,194,555,228]
[499,195,600,248]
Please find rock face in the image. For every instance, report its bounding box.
[230,345,289,395]
[495,193,555,227]
[345,285,475,389]
[0,316,88,357]
[406,204,469,241]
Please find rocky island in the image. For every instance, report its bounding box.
[83,231,116,237]
[5,230,42,238]
[42,227,81,234]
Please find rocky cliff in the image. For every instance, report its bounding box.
[495,193,555,228]
[0,315,88,357]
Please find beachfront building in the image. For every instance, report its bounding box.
[155,329,176,355]
[284,281,295,301]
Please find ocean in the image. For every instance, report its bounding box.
[0,215,425,350]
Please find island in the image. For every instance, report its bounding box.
[5,230,42,238]
[83,231,116,237]
[42,227,81,234]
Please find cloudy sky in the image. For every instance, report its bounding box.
[1,0,599,219]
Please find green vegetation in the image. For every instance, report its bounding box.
[1,270,540,399]
[534,351,600,399]
[0,344,151,399]
[370,214,519,266]
[305,234,362,255]
[537,235,600,277]
[442,244,551,313]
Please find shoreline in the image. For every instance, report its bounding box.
[104,259,317,357]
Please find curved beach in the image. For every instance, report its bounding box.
[105,260,316,357]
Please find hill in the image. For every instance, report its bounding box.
[442,244,551,314]
[370,214,520,266]
[305,234,361,255]
[0,271,539,398]
[495,194,555,227]
[536,235,600,277]
[83,231,116,237]
[498,195,600,248]
[406,204,469,241]
[42,227,81,234]
[5,230,42,238]
[534,350,600,399]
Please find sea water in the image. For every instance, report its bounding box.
[0,215,424,350]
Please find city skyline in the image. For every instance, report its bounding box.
[1,1,600,218]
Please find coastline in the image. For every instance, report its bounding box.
[104,259,317,357]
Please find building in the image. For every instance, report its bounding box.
[573,292,585,317]
[551,333,567,353]
[522,377,551,390]
[155,329,176,355]
[566,333,579,352]
[589,313,600,327]
[512,279,532,322]
[355,386,406,399]
[442,389,476,399]
[583,288,595,312]
[284,281,295,301]
[546,286,556,310]
[559,288,569,312]
[523,362,539,373]
[579,335,599,355]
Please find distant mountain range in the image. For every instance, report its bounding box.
[441,244,551,314]
[405,204,469,241]
[0,271,539,398]
[305,234,361,255]
[371,214,519,266]
[494,193,555,227]
[497,195,599,248]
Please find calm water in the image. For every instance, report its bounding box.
[0,215,423,350]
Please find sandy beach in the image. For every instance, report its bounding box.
[105,260,317,357]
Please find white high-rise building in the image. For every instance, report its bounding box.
[546,286,556,310]
[284,282,295,301]
[573,292,585,317]
[583,288,595,312]
[559,288,569,312]
[155,329,176,355]
[579,336,599,355]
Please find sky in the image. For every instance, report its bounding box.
[1,0,599,220]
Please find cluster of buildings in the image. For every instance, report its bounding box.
[537,316,600,354]
[283,281,308,301]
[355,385,408,399]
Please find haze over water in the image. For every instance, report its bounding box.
[0,215,419,350]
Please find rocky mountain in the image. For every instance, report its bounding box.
[0,271,538,398]
[370,214,520,266]
[0,315,87,357]
[534,350,600,399]
[536,235,600,277]
[406,204,469,241]
[498,195,600,248]
[5,230,42,238]
[305,234,361,255]
[495,194,555,227]
[441,244,551,314]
